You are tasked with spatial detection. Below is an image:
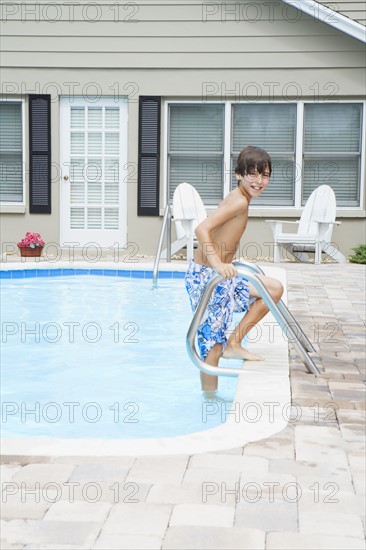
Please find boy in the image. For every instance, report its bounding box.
[185,146,283,392]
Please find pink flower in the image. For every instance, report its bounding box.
[17,232,45,248]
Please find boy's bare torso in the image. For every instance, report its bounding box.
[195,188,248,267]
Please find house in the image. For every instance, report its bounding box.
[0,0,365,261]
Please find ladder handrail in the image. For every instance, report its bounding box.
[233,260,316,353]
[186,265,320,377]
[152,203,172,289]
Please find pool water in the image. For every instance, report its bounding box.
[1,275,238,439]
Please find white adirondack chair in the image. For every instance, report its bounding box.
[266,185,346,264]
[161,182,207,260]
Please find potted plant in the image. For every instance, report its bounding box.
[17,232,45,257]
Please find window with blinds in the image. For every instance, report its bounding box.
[0,102,23,202]
[302,104,362,207]
[231,104,297,206]
[167,102,363,208]
[168,104,224,205]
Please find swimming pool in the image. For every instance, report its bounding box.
[1,272,239,439]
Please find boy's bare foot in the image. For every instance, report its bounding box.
[202,391,232,403]
[222,345,264,361]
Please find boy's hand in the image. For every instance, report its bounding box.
[215,263,238,279]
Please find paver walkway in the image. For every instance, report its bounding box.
[1,262,365,550]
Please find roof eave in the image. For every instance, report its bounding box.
[281,0,366,43]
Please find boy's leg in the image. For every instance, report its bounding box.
[197,278,234,391]
[223,275,283,360]
[201,343,223,391]
[185,261,221,391]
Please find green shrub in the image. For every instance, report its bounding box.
[349,244,366,264]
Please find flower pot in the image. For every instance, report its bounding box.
[18,246,44,257]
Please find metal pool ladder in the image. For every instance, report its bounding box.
[152,203,172,289]
[186,260,320,377]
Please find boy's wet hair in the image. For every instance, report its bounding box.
[235,146,272,182]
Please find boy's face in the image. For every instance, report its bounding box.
[237,167,270,199]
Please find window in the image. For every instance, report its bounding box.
[166,101,364,209]
[303,104,362,207]
[168,104,224,205]
[0,101,24,203]
[232,104,297,205]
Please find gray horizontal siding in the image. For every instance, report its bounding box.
[317,0,366,25]
[2,51,365,69]
[2,0,365,25]
[1,34,362,53]
[1,20,348,37]
[0,1,365,70]
[0,1,326,20]
[2,66,364,96]
[0,1,309,21]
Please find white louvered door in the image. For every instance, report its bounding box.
[60,96,127,248]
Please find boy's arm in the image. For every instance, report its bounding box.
[195,196,247,279]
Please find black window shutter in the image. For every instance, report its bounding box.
[138,96,161,216]
[29,94,51,213]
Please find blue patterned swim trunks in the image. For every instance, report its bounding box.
[185,259,251,361]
